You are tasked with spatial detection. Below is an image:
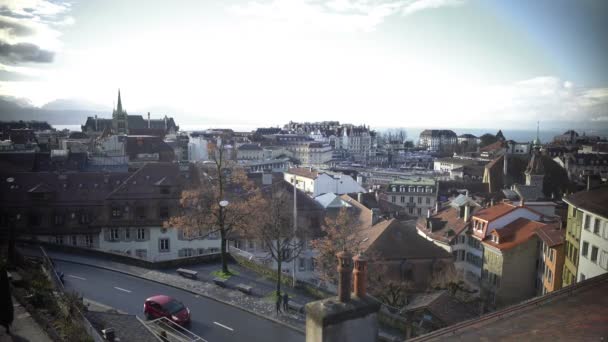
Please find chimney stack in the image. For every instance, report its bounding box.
[435,201,439,213]
[353,254,368,298]
[520,199,525,207]
[427,208,431,219]
[148,112,151,128]
[357,192,363,203]
[336,251,353,303]
[464,204,470,222]
[95,115,98,131]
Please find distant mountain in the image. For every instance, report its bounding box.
[0,96,108,125]
[42,98,110,112]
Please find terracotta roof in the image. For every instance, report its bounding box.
[564,186,608,219]
[285,167,319,179]
[363,219,452,260]
[472,202,517,221]
[535,223,565,247]
[416,206,477,244]
[483,218,546,251]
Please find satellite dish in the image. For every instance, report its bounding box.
[6,177,14,183]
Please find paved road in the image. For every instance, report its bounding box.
[56,260,304,342]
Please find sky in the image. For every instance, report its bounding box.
[0,0,607,130]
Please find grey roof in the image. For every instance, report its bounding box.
[564,186,608,219]
[314,192,350,209]
[513,184,545,201]
[84,311,158,342]
[449,194,479,208]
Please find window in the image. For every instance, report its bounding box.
[299,258,306,271]
[547,268,553,284]
[594,218,601,235]
[391,195,396,203]
[603,222,608,240]
[549,249,554,262]
[79,213,90,224]
[110,228,119,241]
[248,240,254,249]
[71,235,77,246]
[135,249,147,259]
[580,273,586,282]
[160,206,169,219]
[417,207,421,216]
[136,207,146,219]
[417,197,422,204]
[137,228,146,240]
[426,197,431,204]
[182,248,193,257]
[125,228,130,239]
[111,207,122,218]
[584,215,590,230]
[591,246,599,263]
[408,207,413,214]
[85,235,93,247]
[600,250,608,270]
[55,235,64,245]
[400,196,405,203]
[54,214,64,225]
[159,238,170,252]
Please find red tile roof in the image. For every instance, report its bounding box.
[480,141,505,153]
[535,222,565,247]
[483,218,546,251]
[472,202,517,222]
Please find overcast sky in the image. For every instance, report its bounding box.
[1,0,607,129]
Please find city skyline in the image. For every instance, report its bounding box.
[1,0,607,129]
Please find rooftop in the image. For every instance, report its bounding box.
[472,202,518,222]
[564,186,608,219]
[285,167,319,179]
[389,177,435,186]
[411,273,608,341]
[483,217,546,251]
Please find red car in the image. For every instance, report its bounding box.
[143,295,191,326]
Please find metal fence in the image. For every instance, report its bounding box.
[39,246,107,342]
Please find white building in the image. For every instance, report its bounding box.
[418,130,458,152]
[284,168,365,197]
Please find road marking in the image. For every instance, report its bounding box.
[214,321,234,332]
[68,275,86,280]
[113,286,132,293]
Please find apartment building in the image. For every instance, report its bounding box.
[386,177,436,217]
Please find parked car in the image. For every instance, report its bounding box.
[143,295,190,326]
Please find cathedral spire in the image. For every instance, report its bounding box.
[117,89,123,113]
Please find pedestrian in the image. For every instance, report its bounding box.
[283,292,289,312]
[275,292,282,315]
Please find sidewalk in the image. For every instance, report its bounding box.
[0,298,53,342]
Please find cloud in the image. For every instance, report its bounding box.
[230,0,467,32]
[402,0,465,15]
[0,40,54,63]
[0,16,36,37]
[482,76,608,124]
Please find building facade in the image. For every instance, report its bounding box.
[418,130,458,152]
[386,178,437,217]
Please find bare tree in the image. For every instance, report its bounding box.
[253,183,305,295]
[311,207,362,284]
[166,140,263,274]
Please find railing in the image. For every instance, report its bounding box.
[142,317,207,342]
[39,246,106,342]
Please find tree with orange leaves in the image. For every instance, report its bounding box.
[166,140,263,274]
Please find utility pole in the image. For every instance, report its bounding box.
[292,175,298,288]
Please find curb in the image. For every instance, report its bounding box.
[52,257,306,335]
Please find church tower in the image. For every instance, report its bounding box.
[112,89,128,134]
[525,151,545,191]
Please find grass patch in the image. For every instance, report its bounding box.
[210,269,238,280]
[264,290,294,303]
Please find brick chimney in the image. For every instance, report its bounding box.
[337,251,353,303]
[353,254,368,298]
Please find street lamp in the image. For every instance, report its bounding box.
[219,200,229,272]
[291,176,298,288]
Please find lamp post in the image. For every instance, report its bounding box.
[219,200,229,273]
[292,176,298,288]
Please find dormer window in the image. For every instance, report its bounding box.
[492,234,499,243]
